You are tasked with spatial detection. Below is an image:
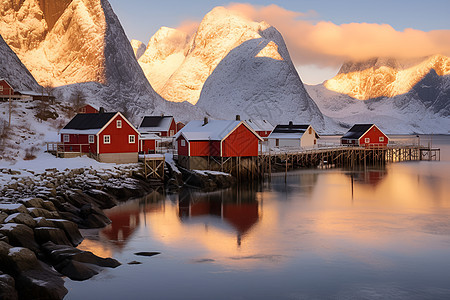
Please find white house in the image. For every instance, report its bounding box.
[267,122,319,149]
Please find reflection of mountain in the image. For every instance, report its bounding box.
[178,188,260,240]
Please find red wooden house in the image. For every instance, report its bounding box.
[59,112,140,163]
[138,115,177,137]
[0,78,54,102]
[175,118,263,170]
[139,133,161,153]
[78,104,99,114]
[341,124,388,147]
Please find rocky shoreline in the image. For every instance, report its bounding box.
[0,163,236,299]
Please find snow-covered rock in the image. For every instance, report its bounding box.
[130,39,145,60]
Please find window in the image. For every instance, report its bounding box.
[365,138,370,143]
[181,139,186,147]
[80,107,86,113]
[104,135,110,144]
[309,127,312,134]
[129,135,135,143]
[63,134,69,143]
[116,120,122,128]
[89,135,94,143]
[170,130,174,136]
[0,86,3,92]
[276,139,279,147]
[379,137,384,142]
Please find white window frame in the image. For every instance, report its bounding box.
[379,136,384,142]
[181,139,186,147]
[104,135,110,144]
[0,86,3,92]
[129,135,135,144]
[365,138,370,143]
[116,120,122,128]
[88,135,95,143]
[63,134,69,143]
[170,130,174,136]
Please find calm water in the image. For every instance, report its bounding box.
[66,135,450,299]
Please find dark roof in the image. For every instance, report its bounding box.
[272,124,309,134]
[341,124,374,139]
[139,116,173,129]
[63,112,117,130]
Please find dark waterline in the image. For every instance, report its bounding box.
[66,135,450,299]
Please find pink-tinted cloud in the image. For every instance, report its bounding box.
[179,3,450,68]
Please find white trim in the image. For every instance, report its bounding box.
[0,86,3,92]
[88,135,94,143]
[220,140,223,157]
[364,138,370,143]
[188,138,190,156]
[104,135,111,144]
[96,135,99,154]
[181,139,185,147]
[129,135,135,144]
[97,112,141,136]
[63,134,69,143]
[116,120,122,128]
[379,136,384,142]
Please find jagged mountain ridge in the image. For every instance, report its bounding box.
[138,7,326,129]
[325,55,450,102]
[131,39,145,60]
[0,34,42,92]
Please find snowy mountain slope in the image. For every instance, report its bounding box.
[306,83,450,134]
[0,0,208,123]
[138,27,189,93]
[325,55,450,103]
[196,26,325,130]
[0,34,42,92]
[131,39,145,60]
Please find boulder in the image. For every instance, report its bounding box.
[34,217,55,227]
[5,213,37,228]
[16,265,67,300]
[0,204,28,215]
[54,259,100,281]
[6,247,40,273]
[42,201,58,212]
[0,224,39,253]
[47,219,83,246]
[85,189,118,209]
[27,208,60,219]
[34,227,72,246]
[0,272,18,300]
[0,212,7,223]
[18,198,45,209]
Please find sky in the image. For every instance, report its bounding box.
[108,0,450,84]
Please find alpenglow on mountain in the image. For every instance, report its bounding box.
[0,0,166,117]
[138,7,325,128]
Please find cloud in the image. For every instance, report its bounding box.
[221,3,450,67]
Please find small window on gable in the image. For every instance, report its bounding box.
[117,120,122,128]
[104,135,110,144]
[89,135,94,143]
[309,127,312,134]
[129,135,135,144]
[379,137,384,142]
[63,134,69,143]
[365,138,370,143]
[80,107,86,113]
[181,139,186,147]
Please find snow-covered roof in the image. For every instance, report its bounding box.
[140,133,162,140]
[267,132,305,139]
[245,119,274,132]
[341,124,375,139]
[16,90,51,97]
[268,124,317,139]
[138,116,174,133]
[176,119,263,141]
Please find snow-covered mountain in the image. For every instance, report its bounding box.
[307,55,450,134]
[0,34,42,92]
[138,7,325,129]
[131,39,145,60]
[0,0,178,122]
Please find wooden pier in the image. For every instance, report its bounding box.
[257,145,440,178]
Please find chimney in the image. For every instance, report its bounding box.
[99,107,105,114]
[161,113,164,117]
[289,121,293,127]
[236,115,240,121]
[203,117,208,125]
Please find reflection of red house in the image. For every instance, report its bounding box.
[341,124,388,147]
[101,205,140,249]
[352,170,387,186]
[78,104,99,114]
